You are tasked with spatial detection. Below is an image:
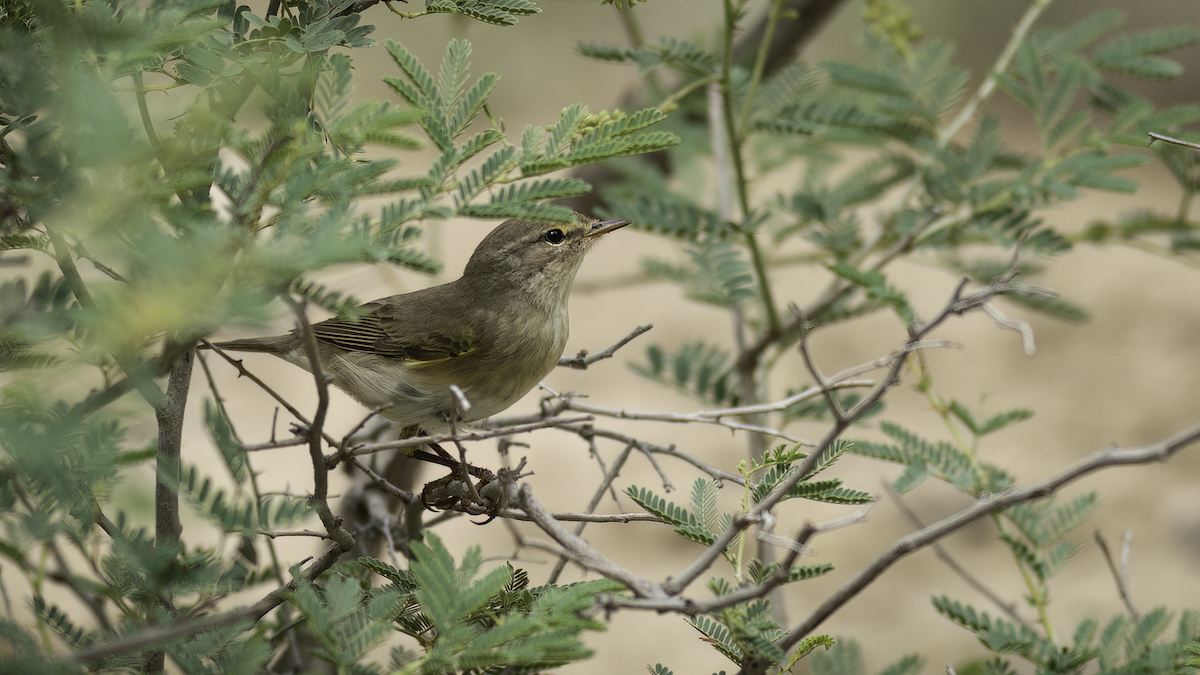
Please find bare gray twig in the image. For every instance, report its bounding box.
[776,421,1200,652]
[886,482,1031,630]
[547,441,637,584]
[285,297,355,552]
[1148,132,1200,151]
[1095,529,1139,619]
[562,424,746,485]
[554,397,809,443]
[558,324,653,369]
[334,415,593,462]
[202,339,341,448]
[514,485,670,600]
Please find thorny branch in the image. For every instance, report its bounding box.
[547,440,638,584]
[285,297,355,552]
[65,272,1200,671]
[541,376,872,443]
[471,270,1200,667]
[202,339,341,449]
[71,537,350,664]
[88,257,1184,672]
[508,418,1200,629]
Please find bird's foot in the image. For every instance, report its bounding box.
[420,464,495,511]
[419,457,531,524]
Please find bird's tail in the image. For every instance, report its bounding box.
[207,335,294,354]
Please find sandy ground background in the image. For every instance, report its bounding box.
[6,1,1200,673]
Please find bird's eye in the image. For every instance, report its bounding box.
[543,228,566,245]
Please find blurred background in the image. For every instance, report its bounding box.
[195,1,1200,672]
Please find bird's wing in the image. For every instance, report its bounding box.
[310,299,477,363]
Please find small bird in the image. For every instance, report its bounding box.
[213,215,629,433]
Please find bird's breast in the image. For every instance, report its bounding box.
[459,305,569,418]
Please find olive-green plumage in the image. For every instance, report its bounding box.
[214,216,629,430]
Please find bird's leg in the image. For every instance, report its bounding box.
[414,391,513,518]
[442,408,488,511]
[413,439,495,512]
[443,387,478,493]
[451,437,486,506]
[416,412,498,513]
[423,439,456,461]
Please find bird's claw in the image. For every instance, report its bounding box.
[419,458,531,524]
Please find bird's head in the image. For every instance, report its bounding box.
[461,215,630,304]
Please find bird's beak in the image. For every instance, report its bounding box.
[586,219,632,238]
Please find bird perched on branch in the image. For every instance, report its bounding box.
[212,215,630,435]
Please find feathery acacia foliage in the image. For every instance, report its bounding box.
[3,1,1200,674]
[0,0,672,671]
[574,2,1200,673]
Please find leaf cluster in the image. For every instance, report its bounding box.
[580,8,1200,342]
[0,380,316,670]
[852,418,1019,494]
[936,600,1198,675]
[808,640,923,675]
[352,534,623,673]
[632,341,741,407]
[0,0,686,671]
[385,40,677,224]
[422,0,540,27]
[625,443,870,669]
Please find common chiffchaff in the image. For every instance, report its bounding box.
[214,215,630,431]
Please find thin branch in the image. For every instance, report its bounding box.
[547,441,637,583]
[202,339,340,449]
[500,509,661,524]
[260,530,333,539]
[1148,131,1200,151]
[634,435,675,492]
[938,0,1054,147]
[243,436,311,452]
[558,324,653,369]
[336,416,593,461]
[536,377,870,429]
[563,425,747,485]
[827,340,956,386]
[776,420,1200,650]
[284,297,354,552]
[662,514,756,596]
[735,0,786,137]
[886,482,1032,630]
[198,351,293,591]
[514,485,670,600]
[982,300,1038,355]
[348,455,419,504]
[797,314,846,422]
[555,398,809,443]
[132,71,161,154]
[45,225,164,406]
[1095,529,1139,619]
[69,377,137,418]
